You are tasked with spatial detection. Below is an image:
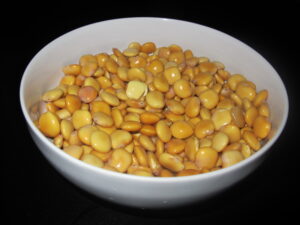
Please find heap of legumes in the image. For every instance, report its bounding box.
[32,42,271,177]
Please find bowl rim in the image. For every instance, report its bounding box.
[19,17,289,183]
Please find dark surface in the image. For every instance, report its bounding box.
[3,3,299,225]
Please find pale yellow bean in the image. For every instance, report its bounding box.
[90,130,112,153]
[109,148,132,172]
[159,153,184,172]
[195,147,218,169]
[81,154,104,168]
[111,130,132,149]
[126,80,148,100]
[93,111,114,127]
[146,91,165,109]
[72,110,92,129]
[212,132,229,152]
[78,125,98,145]
[212,108,232,130]
[63,145,83,159]
[139,135,156,151]
[221,150,244,168]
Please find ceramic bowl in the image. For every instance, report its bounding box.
[20,17,288,208]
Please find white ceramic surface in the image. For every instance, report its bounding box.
[20,17,288,208]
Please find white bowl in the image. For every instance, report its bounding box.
[20,17,288,208]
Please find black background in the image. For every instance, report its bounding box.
[3,3,299,225]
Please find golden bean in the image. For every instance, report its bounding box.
[228,74,246,91]
[97,76,112,89]
[63,64,81,76]
[139,135,156,151]
[253,116,271,139]
[164,66,181,85]
[199,138,212,148]
[241,143,252,158]
[78,86,97,103]
[160,169,174,177]
[153,75,169,92]
[56,108,71,120]
[81,62,98,77]
[230,93,242,106]
[77,125,97,145]
[90,101,111,115]
[146,91,165,109]
[236,81,256,101]
[81,154,104,168]
[60,119,74,140]
[198,62,218,75]
[105,58,118,74]
[231,106,245,128]
[60,75,76,85]
[173,79,192,98]
[127,68,146,82]
[195,147,218,169]
[63,145,83,159]
[140,112,160,124]
[123,47,139,57]
[185,97,200,118]
[221,124,241,143]
[91,150,112,162]
[221,150,244,168]
[39,111,60,137]
[65,94,81,114]
[134,146,148,167]
[126,80,148,100]
[194,120,215,139]
[92,111,114,127]
[120,121,142,132]
[166,138,186,154]
[146,59,164,75]
[83,77,100,91]
[42,88,64,102]
[212,132,229,152]
[82,145,93,155]
[159,153,184,172]
[129,55,147,68]
[243,131,261,150]
[245,106,258,127]
[199,89,219,109]
[100,90,120,106]
[72,110,92,129]
[147,152,161,176]
[200,108,211,120]
[111,130,132,149]
[53,134,63,148]
[217,98,234,110]
[258,103,270,117]
[141,42,156,54]
[166,99,185,115]
[156,120,172,142]
[184,137,199,161]
[131,169,153,177]
[69,130,82,145]
[90,130,111,153]
[109,148,132,172]
[193,72,213,86]
[45,102,58,113]
[170,120,193,139]
[168,51,185,64]
[212,108,232,130]
[253,90,268,107]
[128,41,141,50]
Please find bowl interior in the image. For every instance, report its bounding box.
[20,17,288,176]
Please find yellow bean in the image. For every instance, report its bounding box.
[212,108,232,130]
[53,134,63,148]
[185,136,199,161]
[93,111,114,127]
[194,120,215,139]
[55,108,71,120]
[177,169,201,177]
[166,99,185,115]
[258,103,270,117]
[198,62,218,75]
[146,91,165,109]
[123,47,139,57]
[111,130,132,149]
[243,131,261,151]
[63,145,83,159]
[253,116,271,139]
[170,120,193,139]
[140,112,160,124]
[60,119,74,140]
[166,138,186,154]
[212,132,229,152]
[126,80,148,100]
[200,108,211,120]
[139,135,156,151]
[221,150,244,168]
[228,74,246,91]
[195,147,218,169]
[63,64,81,76]
[253,90,268,107]
[164,66,181,85]
[81,62,98,77]
[193,72,213,86]
[146,59,164,75]
[185,97,200,118]
[109,148,132,172]
[153,75,170,92]
[199,89,219,109]
[81,154,104,168]
[121,121,142,132]
[65,94,81,114]
[90,130,111,153]
[42,88,64,102]
[78,125,98,145]
[245,106,258,127]
[100,90,120,106]
[155,120,172,142]
[90,101,111,115]
[141,42,156,54]
[231,106,245,128]
[127,68,146,82]
[83,77,100,91]
[39,111,60,137]
[105,58,118,74]
[72,110,92,129]
[69,130,82,146]
[159,153,184,172]
[221,124,241,143]
[235,81,256,101]
[173,79,192,98]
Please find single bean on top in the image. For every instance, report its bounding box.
[33,41,272,177]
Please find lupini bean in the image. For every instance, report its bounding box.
[36,42,272,177]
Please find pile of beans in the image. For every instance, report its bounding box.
[33,42,272,177]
